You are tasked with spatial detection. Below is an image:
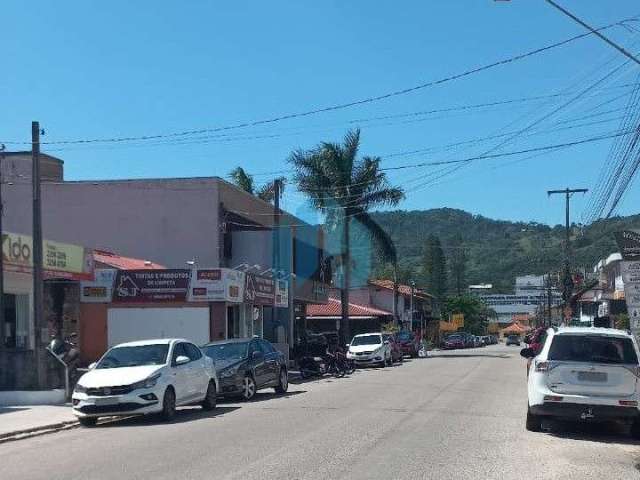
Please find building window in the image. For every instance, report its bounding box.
[4,294,30,349]
[227,305,240,339]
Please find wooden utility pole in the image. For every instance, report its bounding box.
[547,188,588,316]
[32,121,45,387]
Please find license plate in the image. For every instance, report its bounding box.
[94,397,119,406]
[577,371,607,382]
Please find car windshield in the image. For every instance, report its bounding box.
[397,332,412,341]
[203,342,249,362]
[351,335,382,346]
[97,344,169,369]
[548,335,639,364]
[447,335,462,340]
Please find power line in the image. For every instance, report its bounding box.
[1,17,635,146]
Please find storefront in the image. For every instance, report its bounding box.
[0,232,93,391]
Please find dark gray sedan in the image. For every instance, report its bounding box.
[201,338,288,401]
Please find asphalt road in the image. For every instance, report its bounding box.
[2,345,640,480]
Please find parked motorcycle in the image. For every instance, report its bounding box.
[48,333,81,384]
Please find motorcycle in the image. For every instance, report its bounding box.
[48,333,82,384]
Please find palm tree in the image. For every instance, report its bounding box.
[228,167,285,203]
[289,129,404,343]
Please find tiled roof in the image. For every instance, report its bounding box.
[368,279,432,299]
[307,296,392,318]
[93,250,165,270]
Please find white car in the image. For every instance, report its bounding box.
[346,333,392,367]
[522,327,640,437]
[72,338,218,427]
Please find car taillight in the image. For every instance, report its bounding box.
[535,361,551,372]
[619,400,638,407]
[543,395,563,402]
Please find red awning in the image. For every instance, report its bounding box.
[307,297,392,318]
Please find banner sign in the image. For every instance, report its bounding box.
[80,269,117,303]
[615,231,640,260]
[275,279,289,307]
[3,231,94,280]
[112,269,191,303]
[188,268,245,303]
[244,273,275,306]
[622,260,640,339]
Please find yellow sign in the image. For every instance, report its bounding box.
[452,313,464,328]
[439,321,457,332]
[2,232,93,280]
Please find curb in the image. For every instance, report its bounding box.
[0,420,79,445]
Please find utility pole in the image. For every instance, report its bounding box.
[410,280,415,332]
[0,144,4,349]
[32,121,45,387]
[548,188,587,322]
[546,273,553,327]
[273,178,282,275]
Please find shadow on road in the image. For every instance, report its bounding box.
[0,407,29,415]
[219,390,306,404]
[544,419,640,446]
[96,406,240,428]
[430,353,512,359]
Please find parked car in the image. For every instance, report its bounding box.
[382,333,404,363]
[506,335,521,346]
[522,327,640,437]
[474,336,484,347]
[395,330,420,357]
[442,334,465,350]
[462,332,476,348]
[202,337,288,401]
[72,338,218,426]
[347,333,392,367]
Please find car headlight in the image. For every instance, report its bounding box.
[220,367,239,379]
[131,373,161,390]
[74,383,87,393]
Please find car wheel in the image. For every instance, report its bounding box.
[78,417,97,427]
[274,368,289,394]
[525,408,542,432]
[201,380,217,411]
[161,387,176,421]
[242,375,257,401]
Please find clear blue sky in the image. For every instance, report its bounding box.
[2,1,639,226]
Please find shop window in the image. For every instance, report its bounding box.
[4,294,30,349]
[227,306,240,339]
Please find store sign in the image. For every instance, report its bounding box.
[3,231,94,280]
[275,279,289,307]
[244,273,275,306]
[80,269,117,303]
[188,268,245,303]
[112,269,191,303]
[615,231,640,260]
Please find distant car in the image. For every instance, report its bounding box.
[522,327,640,437]
[382,333,404,363]
[474,336,483,347]
[202,337,288,401]
[395,330,420,357]
[72,339,218,427]
[347,333,392,367]
[506,335,521,346]
[462,333,475,348]
[442,334,465,350]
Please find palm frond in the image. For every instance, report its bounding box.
[353,210,397,263]
[228,167,254,195]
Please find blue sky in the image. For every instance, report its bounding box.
[2,1,640,226]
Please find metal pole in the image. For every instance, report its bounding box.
[410,281,415,332]
[32,122,46,388]
[0,144,5,349]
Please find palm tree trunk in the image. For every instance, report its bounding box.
[341,216,351,345]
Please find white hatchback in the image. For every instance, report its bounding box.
[72,338,218,426]
[346,333,392,367]
[522,327,640,437]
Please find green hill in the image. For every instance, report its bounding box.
[366,208,640,293]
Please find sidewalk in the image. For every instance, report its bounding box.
[0,405,78,442]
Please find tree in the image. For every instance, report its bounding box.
[289,129,404,343]
[449,233,467,296]
[228,166,286,203]
[422,235,447,301]
[442,295,490,335]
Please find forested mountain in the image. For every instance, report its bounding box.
[366,208,640,293]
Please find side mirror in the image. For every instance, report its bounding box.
[88,362,97,370]
[175,355,190,366]
[520,348,535,359]
[252,350,263,361]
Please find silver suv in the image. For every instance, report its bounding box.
[521,327,640,437]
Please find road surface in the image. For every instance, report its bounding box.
[2,345,639,479]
